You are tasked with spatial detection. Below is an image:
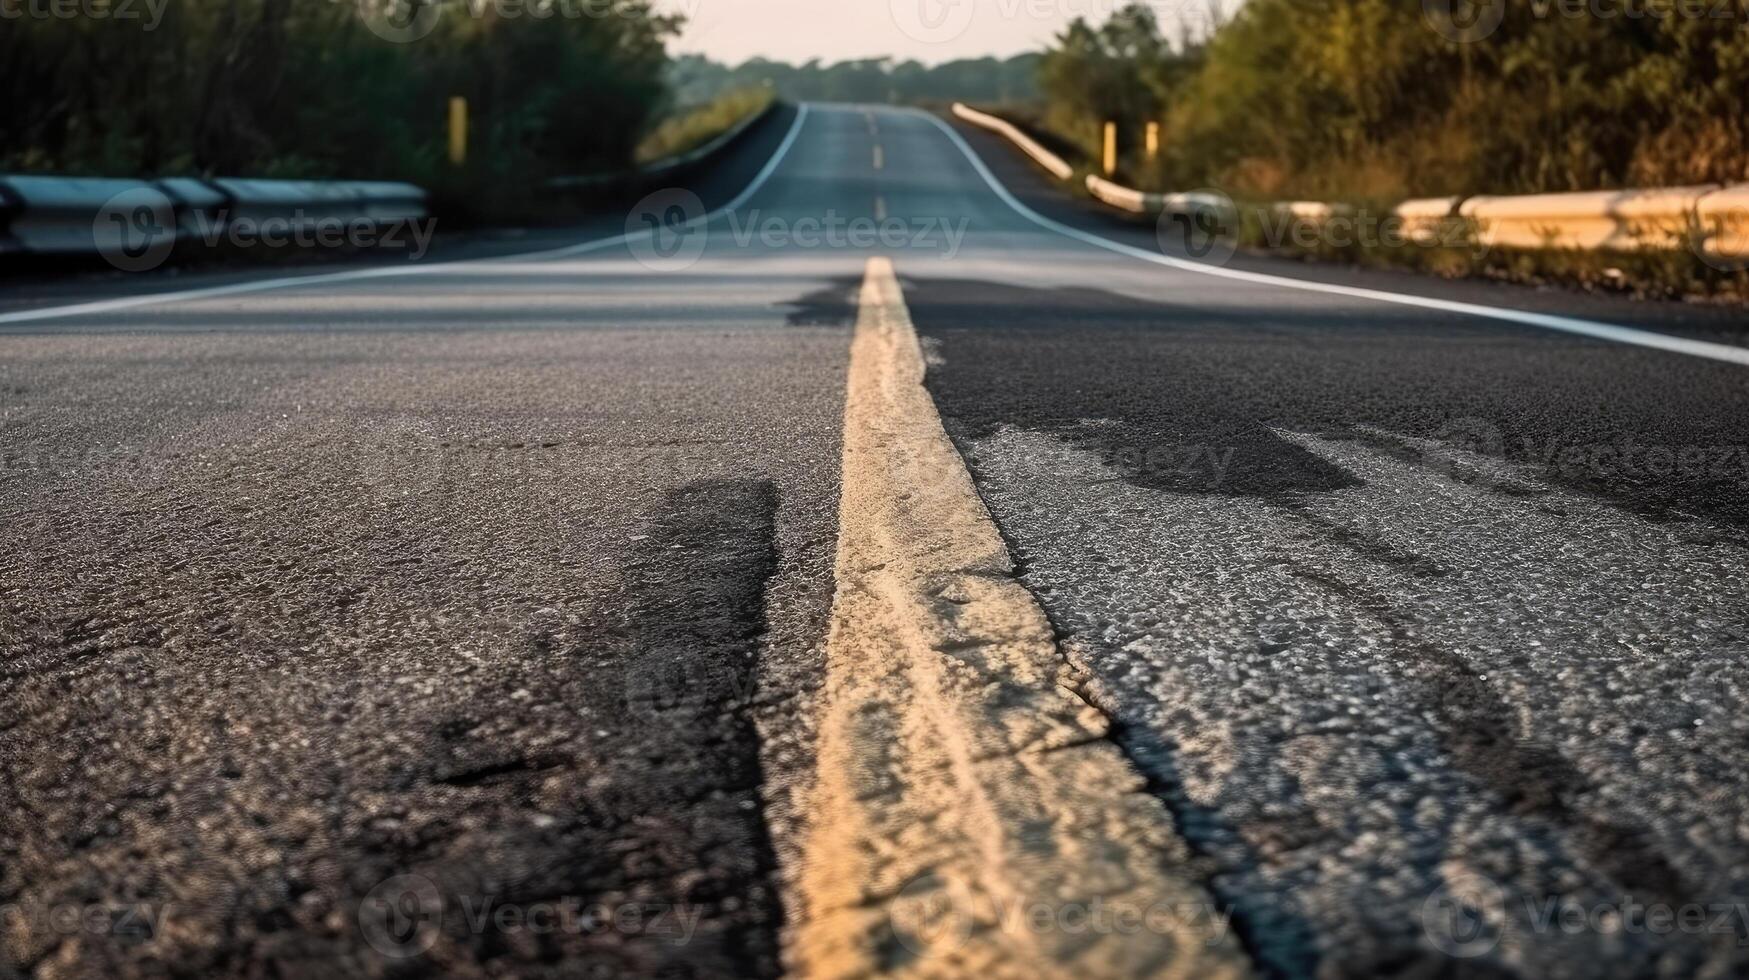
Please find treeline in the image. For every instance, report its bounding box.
[0,0,676,209]
[668,53,1041,108]
[1043,1,1749,200]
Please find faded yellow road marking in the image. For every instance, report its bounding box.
[794,257,1251,980]
[874,195,887,222]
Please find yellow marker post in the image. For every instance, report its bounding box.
[1102,121,1117,176]
[448,97,468,167]
[1146,121,1160,160]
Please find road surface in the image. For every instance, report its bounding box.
[3,103,1747,979]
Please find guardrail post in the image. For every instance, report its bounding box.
[448,97,468,166]
[1102,122,1117,176]
[1145,122,1160,161]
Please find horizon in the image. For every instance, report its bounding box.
[660,0,1230,67]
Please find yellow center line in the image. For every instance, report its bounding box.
[794,257,1252,980]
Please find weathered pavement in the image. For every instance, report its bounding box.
[912,115,1749,978]
[1,107,852,978]
[3,102,1748,979]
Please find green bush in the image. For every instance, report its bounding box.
[1042,1,1749,201]
[0,0,678,219]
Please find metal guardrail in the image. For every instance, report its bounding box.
[951,103,1074,182]
[211,179,427,225]
[1393,196,1465,243]
[1700,185,1749,260]
[957,103,1749,263]
[1084,175,1232,224]
[1084,174,1150,213]
[0,174,430,259]
[1456,186,1746,257]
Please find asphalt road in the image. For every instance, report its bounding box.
[3,103,1748,979]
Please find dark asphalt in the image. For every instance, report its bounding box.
[0,104,849,979]
[3,100,1748,980]
[915,114,1749,979]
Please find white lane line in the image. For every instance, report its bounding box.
[872,144,884,171]
[917,110,1749,368]
[874,195,887,222]
[0,105,815,326]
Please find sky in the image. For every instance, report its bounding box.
[659,0,1228,66]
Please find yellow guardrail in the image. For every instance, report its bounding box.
[1458,187,1719,253]
[957,103,1749,263]
[1700,185,1749,260]
[950,103,1074,182]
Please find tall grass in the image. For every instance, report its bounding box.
[635,88,774,165]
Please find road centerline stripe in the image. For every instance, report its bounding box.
[795,255,1249,979]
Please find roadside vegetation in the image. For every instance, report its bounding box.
[635,88,774,164]
[1042,0,1749,201]
[1034,1,1749,300]
[1226,205,1749,303]
[0,0,677,218]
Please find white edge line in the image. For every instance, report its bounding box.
[0,104,814,327]
[919,109,1749,369]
